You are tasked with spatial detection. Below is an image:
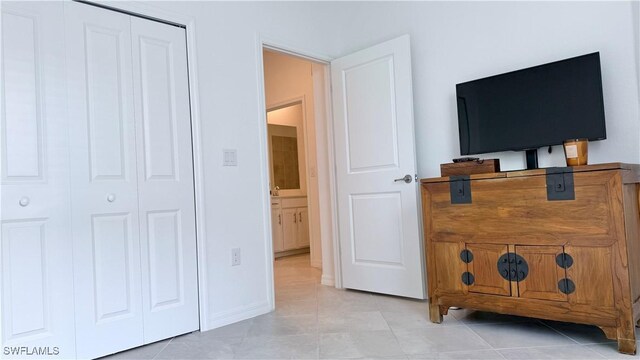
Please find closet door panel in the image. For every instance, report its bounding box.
[64,3,143,358]
[1,2,76,358]
[131,17,199,343]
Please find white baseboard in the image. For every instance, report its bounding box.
[204,300,272,331]
[320,274,334,286]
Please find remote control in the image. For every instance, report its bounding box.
[452,157,480,163]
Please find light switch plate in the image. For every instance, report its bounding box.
[223,149,237,166]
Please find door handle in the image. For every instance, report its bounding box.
[299,213,302,223]
[278,214,281,225]
[294,213,297,223]
[394,174,413,184]
[19,196,30,207]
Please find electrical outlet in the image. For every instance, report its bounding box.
[231,248,241,266]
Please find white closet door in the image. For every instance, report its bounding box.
[64,3,143,358]
[130,17,199,343]
[1,2,76,358]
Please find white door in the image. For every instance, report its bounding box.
[65,3,144,358]
[1,2,76,358]
[130,17,199,343]
[331,35,425,299]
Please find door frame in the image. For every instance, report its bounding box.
[256,35,343,310]
[78,0,211,331]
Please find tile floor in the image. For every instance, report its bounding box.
[104,254,638,359]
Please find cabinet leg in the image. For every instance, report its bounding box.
[617,323,637,355]
[429,301,443,324]
[617,338,636,355]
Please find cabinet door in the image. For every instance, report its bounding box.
[466,244,511,296]
[282,208,298,250]
[272,208,284,252]
[1,2,76,357]
[516,245,567,301]
[297,207,310,248]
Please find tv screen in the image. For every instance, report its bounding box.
[456,52,606,156]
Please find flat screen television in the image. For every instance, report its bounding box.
[456,52,606,169]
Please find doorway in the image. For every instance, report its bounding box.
[260,35,426,305]
[261,49,331,300]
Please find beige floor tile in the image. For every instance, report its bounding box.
[104,253,629,360]
[393,326,492,354]
[498,344,605,359]
[248,313,318,337]
[99,339,170,359]
[233,333,319,359]
[318,311,390,333]
[319,330,404,359]
[468,321,576,349]
[541,320,615,345]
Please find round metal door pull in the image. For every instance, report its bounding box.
[19,197,30,207]
[106,194,116,202]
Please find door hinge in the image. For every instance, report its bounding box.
[546,167,575,201]
[449,175,471,204]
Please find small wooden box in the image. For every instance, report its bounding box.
[440,159,500,177]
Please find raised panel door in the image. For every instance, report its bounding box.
[0,3,76,357]
[282,208,298,250]
[272,208,284,252]
[331,35,424,298]
[64,3,143,358]
[297,207,309,248]
[466,244,511,296]
[131,16,199,344]
[516,245,567,302]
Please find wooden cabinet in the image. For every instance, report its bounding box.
[271,197,310,256]
[421,163,640,354]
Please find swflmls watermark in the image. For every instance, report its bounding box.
[3,346,60,356]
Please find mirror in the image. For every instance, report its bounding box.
[269,124,300,190]
[267,101,306,194]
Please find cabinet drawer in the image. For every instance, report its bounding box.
[426,171,619,244]
[281,197,307,208]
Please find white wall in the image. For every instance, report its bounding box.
[633,0,640,128]
[127,1,639,329]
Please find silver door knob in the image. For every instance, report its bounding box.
[394,175,413,184]
[19,197,30,207]
[106,193,116,202]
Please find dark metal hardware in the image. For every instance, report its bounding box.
[558,278,576,294]
[462,272,475,285]
[546,167,575,201]
[555,253,574,269]
[460,249,473,263]
[450,175,471,204]
[497,252,529,282]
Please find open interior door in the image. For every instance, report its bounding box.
[331,35,425,299]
